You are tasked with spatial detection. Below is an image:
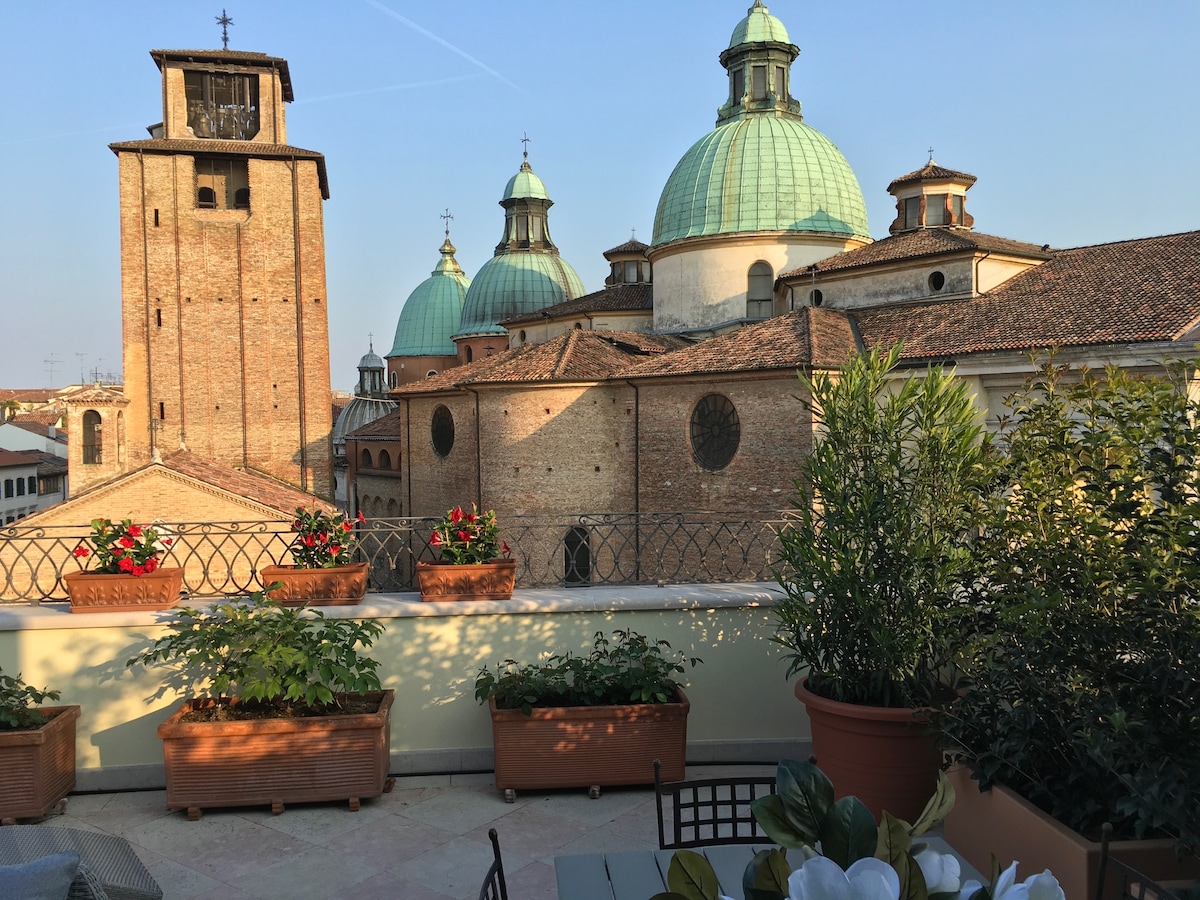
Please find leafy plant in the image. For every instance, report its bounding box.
[0,667,60,731]
[431,504,509,564]
[287,506,363,569]
[773,345,991,707]
[943,357,1200,852]
[474,629,701,715]
[72,517,174,576]
[126,591,384,713]
[649,758,969,900]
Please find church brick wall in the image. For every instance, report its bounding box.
[403,394,479,518]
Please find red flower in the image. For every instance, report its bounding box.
[145,557,159,573]
[330,544,341,556]
[111,547,124,557]
[458,530,470,543]
[127,525,143,538]
[467,513,477,523]
[132,565,146,576]
[303,535,317,547]
[431,531,442,546]
[501,540,511,557]
[356,511,365,523]
[162,537,173,546]
[342,521,353,532]
[450,507,463,525]
[119,536,136,548]
[292,519,302,530]
[73,546,90,559]
[119,557,134,573]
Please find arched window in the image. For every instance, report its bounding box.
[465,346,474,363]
[747,261,773,318]
[389,370,398,388]
[82,410,102,464]
[386,498,398,517]
[564,527,591,587]
[378,449,392,469]
[360,448,374,469]
[233,187,250,210]
[197,186,217,209]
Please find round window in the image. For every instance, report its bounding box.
[431,405,455,458]
[810,289,824,307]
[928,271,946,291]
[690,394,741,470]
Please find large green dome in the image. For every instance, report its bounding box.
[455,253,585,338]
[388,237,470,357]
[653,109,869,246]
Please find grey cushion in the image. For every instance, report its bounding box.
[0,849,81,900]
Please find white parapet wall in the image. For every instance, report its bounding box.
[0,582,811,791]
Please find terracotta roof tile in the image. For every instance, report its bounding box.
[624,308,859,378]
[603,238,651,258]
[503,283,653,325]
[0,448,36,468]
[108,140,328,198]
[158,450,335,515]
[782,230,1050,278]
[853,230,1200,358]
[887,161,978,191]
[0,389,55,403]
[11,412,62,427]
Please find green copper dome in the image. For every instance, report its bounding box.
[455,253,585,338]
[653,115,869,245]
[502,160,549,201]
[388,236,471,357]
[728,0,790,48]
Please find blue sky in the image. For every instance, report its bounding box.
[2,1,1198,390]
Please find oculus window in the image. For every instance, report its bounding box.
[690,394,740,470]
[431,405,455,458]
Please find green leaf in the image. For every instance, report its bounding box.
[875,811,912,866]
[665,850,721,900]
[749,794,812,849]
[774,758,832,841]
[742,848,791,900]
[895,850,929,900]
[909,770,955,837]
[818,796,878,870]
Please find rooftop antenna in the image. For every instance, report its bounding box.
[216,9,234,50]
[43,353,60,388]
[521,132,531,162]
[75,352,86,384]
[440,208,453,237]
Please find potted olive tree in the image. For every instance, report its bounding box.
[259,506,370,605]
[127,592,393,820]
[941,358,1200,899]
[0,667,80,824]
[773,345,990,822]
[475,629,700,801]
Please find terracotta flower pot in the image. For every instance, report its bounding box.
[259,562,369,606]
[0,705,80,824]
[488,689,689,801]
[416,559,516,601]
[945,764,1200,900]
[794,678,941,823]
[156,690,394,820]
[63,567,184,613]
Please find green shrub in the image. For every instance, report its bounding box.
[474,629,701,715]
[944,357,1200,849]
[0,667,60,731]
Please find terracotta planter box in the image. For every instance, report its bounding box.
[945,764,1200,900]
[156,690,394,820]
[259,562,369,606]
[489,689,689,800]
[0,705,80,824]
[63,568,184,613]
[417,559,516,601]
[795,678,941,823]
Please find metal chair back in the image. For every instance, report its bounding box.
[653,758,777,849]
[478,828,509,900]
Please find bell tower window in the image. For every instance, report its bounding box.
[82,410,102,465]
[184,71,260,140]
[195,157,249,210]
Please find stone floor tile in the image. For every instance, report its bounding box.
[499,858,559,900]
[226,843,385,899]
[398,785,518,835]
[465,802,597,862]
[392,834,506,897]
[242,799,390,842]
[325,815,456,868]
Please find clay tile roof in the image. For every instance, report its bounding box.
[603,239,651,259]
[887,161,978,192]
[344,407,404,440]
[108,140,329,199]
[0,448,36,468]
[11,411,61,427]
[625,308,859,378]
[10,421,67,443]
[0,389,55,403]
[853,230,1200,359]
[502,283,653,325]
[782,229,1051,278]
[160,450,335,514]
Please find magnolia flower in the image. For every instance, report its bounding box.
[787,856,900,900]
[957,862,1065,900]
[913,847,961,894]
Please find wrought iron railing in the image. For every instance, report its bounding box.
[0,512,792,604]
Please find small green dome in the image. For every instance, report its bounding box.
[502,160,549,201]
[652,115,869,245]
[728,0,791,48]
[388,237,471,357]
[455,253,585,338]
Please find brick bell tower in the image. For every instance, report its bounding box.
[109,44,333,498]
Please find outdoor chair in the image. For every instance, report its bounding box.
[478,827,509,900]
[1096,822,1184,900]
[654,758,777,849]
[0,826,162,900]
